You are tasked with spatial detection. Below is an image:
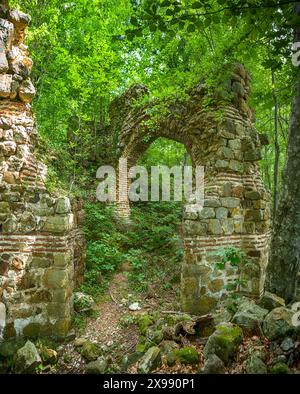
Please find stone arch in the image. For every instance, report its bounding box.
[115,65,271,315]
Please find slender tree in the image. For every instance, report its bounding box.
[265,2,300,301]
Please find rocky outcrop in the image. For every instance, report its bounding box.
[0,3,85,339]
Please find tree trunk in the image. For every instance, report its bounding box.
[272,71,280,222]
[265,3,300,302]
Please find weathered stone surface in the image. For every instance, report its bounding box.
[138,346,161,373]
[55,197,71,214]
[271,362,289,374]
[201,354,225,374]
[232,300,268,333]
[79,341,101,362]
[263,307,296,340]
[258,291,285,311]
[174,346,199,365]
[221,197,240,208]
[0,74,12,97]
[199,207,215,219]
[203,324,243,365]
[14,340,42,373]
[19,78,35,102]
[216,207,228,219]
[245,354,267,374]
[40,347,58,365]
[0,51,8,73]
[74,292,95,313]
[0,18,14,50]
[42,214,74,233]
[280,337,294,353]
[86,357,108,374]
[208,219,222,235]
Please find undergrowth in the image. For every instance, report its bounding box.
[80,201,183,299]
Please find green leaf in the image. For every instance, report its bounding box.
[130,17,139,26]
[192,1,202,9]
[187,23,196,33]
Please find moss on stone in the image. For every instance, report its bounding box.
[138,314,154,335]
[174,346,199,365]
[271,362,289,374]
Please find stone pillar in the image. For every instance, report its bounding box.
[0,6,85,339]
[181,66,271,315]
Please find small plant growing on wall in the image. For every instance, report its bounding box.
[211,247,247,313]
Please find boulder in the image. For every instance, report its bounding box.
[74,337,88,348]
[138,314,154,335]
[73,292,95,313]
[258,291,285,311]
[204,323,243,365]
[85,356,107,374]
[263,307,296,340]
[280,337,295,353]
[201,354,225,374]
[40,347,57,365]
[14,341,42,373]
[121,352,143,371]
[79,341,101,362]
[245,354,267,374]
[232,299,268,333]
[271,362,289,374]
[146,328,163,345]
[174,346,199,365]
[138,346,161,373]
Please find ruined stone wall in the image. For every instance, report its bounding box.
[115,64,271,316]
[0,5,85,340]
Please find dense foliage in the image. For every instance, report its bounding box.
[11,0,298,199]
[82,201,183,297]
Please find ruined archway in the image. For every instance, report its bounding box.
[115,65,271,315]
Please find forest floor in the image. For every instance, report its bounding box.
[55,266,184,374]
[52,266,293,375]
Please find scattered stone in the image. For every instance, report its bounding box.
[263,307,296,340]
[74,337,88,348]
[204,323,243,365]
[258,291,285,311]
[121,352,143,371]
[129,302,141,311]
[201,354,225,374]
[79,341,101,362]
[271,362,289,374]
[40,347,58,365]
[73,292,95,313]
[0,338,25,358]
[280,337,294,353]
[138,346,161,373]
[174,346,199,365]
[146,328,163,345]
[272,355,287,365]
[14,341,42,373]
[232,299,268,333]
[138,314,153,335]
[245,354,267,374]
[85,356,107,374]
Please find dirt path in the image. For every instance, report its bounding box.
[55,271,142,373]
